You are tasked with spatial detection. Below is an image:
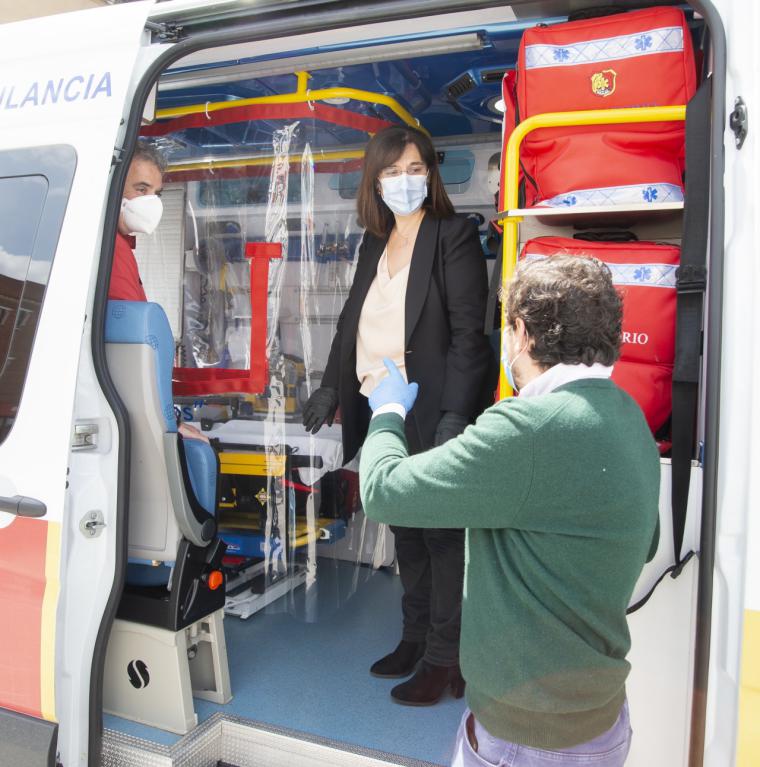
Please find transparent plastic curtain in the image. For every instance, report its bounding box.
[299,141,319,617]
[260,121,304,615]
[151,120,384,625]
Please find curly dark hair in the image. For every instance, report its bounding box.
[505,255,623,368]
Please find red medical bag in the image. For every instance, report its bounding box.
[502,6,696,209]
[520,236,679,433]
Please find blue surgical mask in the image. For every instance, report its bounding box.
[501,331,527,393]
[380,173,428,216]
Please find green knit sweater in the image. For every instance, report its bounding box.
[360,379,660,749]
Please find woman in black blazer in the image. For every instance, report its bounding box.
[303,126,494,706]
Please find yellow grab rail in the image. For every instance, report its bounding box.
[497,105,686,399]
[167,148,365,175]
[156,70,427,135]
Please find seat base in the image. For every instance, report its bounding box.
[104,608,232,735]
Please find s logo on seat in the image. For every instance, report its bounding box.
[127,659,150,689]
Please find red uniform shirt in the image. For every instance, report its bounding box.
[109,232,147,302]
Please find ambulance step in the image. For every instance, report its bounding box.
[102,712,439,767]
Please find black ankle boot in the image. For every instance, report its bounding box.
[390,660,465,706]
[370,640,425,678]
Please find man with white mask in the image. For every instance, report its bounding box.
[108,141,165,302]
[108,141,207,443]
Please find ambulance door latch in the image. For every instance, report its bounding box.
[730,97,747,150]
[72,423,99,450]
[80,510,106,538]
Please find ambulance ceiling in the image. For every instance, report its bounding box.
[152,16,533,163]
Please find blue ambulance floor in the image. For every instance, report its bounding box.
[104,558,466,765]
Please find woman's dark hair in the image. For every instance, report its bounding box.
[356,126,455,237]
[505,255,623,368]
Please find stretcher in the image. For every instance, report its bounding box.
[210,434,349,618]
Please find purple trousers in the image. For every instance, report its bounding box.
[451,700,632,767]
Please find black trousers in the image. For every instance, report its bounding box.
[390,525,465,667]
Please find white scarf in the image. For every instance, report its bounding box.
[518,363,613,399]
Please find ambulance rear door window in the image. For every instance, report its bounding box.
[0,146,77,444]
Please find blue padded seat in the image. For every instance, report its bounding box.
[105,301,177,433]
[106,301,218,588]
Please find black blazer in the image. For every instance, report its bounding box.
[322,213,495,464]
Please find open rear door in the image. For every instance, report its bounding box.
[0,3,158,765]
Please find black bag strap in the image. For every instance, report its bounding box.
[670,77,711,575]
[484,244,502,334]
[627,80,711,615]
[567,6,623,22]
[627,551,696,614]
[573,230,638,243]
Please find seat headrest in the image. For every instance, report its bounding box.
[105,300,177,433]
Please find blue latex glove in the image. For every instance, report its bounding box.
[368,358,419,413]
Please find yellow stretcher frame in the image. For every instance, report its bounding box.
[217,511,338,549]
[219,451,287,477]
[217,449,331,548]
[496,105,687,399]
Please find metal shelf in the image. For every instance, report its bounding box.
[504,201,683,227]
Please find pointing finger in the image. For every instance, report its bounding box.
[383,357,403,381]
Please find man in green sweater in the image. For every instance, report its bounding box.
[360,255,660,766]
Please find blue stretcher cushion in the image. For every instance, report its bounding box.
[105,300,177,433]
[183,437,218,516]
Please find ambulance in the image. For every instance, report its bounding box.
[0,1,755,766]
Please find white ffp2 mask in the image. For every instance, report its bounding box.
[380,174,428,216]
[121,195,163,235]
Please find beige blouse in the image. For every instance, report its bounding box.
[356,248,410,396]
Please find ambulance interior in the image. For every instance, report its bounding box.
[102,4,713,765]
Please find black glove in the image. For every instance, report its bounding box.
[302,386,339,434]
[433,411,469,446]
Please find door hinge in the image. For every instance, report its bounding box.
[145,20,185,42]
[730,97,748,150]
[80,510,106,538]
[72,423,99,450]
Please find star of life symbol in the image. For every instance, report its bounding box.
[255,488,268,506]
[591,68,617,97]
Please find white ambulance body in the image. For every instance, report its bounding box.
[0,1,756,766]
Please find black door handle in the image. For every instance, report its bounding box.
[0,495,47,518]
